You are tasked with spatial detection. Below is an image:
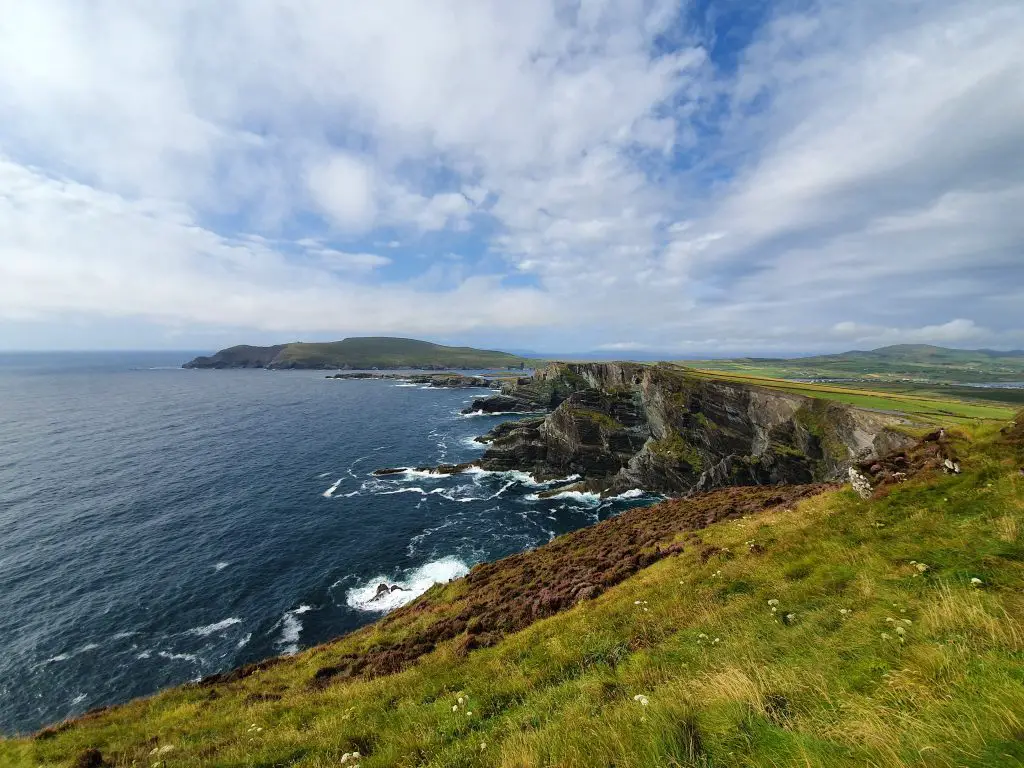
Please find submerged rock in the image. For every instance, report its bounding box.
[370,583,409,602]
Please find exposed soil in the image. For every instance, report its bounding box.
[309,482,833,688]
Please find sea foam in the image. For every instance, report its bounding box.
[346,556,469,613]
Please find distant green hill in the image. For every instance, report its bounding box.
[693,344,1024,384]
[183,337,530,370]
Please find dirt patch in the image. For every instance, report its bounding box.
[311,483,832,688]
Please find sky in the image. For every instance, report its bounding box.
[1,0,1022,356]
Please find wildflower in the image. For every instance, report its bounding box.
[901,619,912,625]
[916,563,929,573]
[767,599,780,607]
[452,705,458,712]
[895,626,906,636]
[971,577,983,587]
[881,632,891,640]
[885,617,895,623]
[480,742,487,751]
[458,696,465,705]
[713,637,720,644]
[839,608,850,616]
[633,694,650,706]
[770,606,777,613]
[786,613,796,622]
[467,711,473,716]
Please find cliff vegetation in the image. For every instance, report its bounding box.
[3,412,1023,767]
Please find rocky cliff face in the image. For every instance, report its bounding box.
[474,363,913,496]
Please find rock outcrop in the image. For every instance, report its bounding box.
[470,363,914,497]
[329,373,499,388]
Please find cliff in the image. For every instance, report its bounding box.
[469,363,913,496]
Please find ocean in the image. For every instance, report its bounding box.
[0,352,654,734]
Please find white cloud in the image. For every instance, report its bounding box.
[0,0,1022,352]
[305,153,378,232]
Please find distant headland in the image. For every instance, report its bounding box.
[182,337,531,370]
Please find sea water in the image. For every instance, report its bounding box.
[0,352,654,733]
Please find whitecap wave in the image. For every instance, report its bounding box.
[346,556,469,614]
[158,651,199,663]
[526,490,603,505]
[463,467,580,488]
[394,383,418,387]
[322,478,344,498]
[276,605,312,655]
[236,633,252,649]
[188,617,243,637]
[460,437,487,450]
[460,409,534,418]
[70,693,87,706]
[610,489,645,500]
[213,561,230,572]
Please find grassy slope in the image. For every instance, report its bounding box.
[685,345,1024,384]
[685,368,1018,425]
[5,416,1024,767]
[272,338,529,369]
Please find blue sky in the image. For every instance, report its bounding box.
[1,0,1022,355]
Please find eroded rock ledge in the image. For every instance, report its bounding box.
[443,363,914,497]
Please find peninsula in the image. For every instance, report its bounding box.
[182,337,531,370]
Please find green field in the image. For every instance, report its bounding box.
[5,414,1023,767]
[685,344,1024,384]
[685,367,1020,425]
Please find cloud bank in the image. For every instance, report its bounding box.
[1,0,1022,353]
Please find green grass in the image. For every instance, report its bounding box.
[7,416,1023,767]
[683,344,1024,384]
[686,368,1018,424]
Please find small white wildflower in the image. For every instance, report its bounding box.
[916,563,929,573]
[341,755,352,765]
[698,633,708,639]
[885,617,895,623]
[971,577,983,587]
[910,561,917,565]
[457,696,465,705]
[713,637,720,644]
[767,599,780,607]
[467,711,473,716]
[352,752,360,759]
[901,619,912,625]
[895,626,906,636]
[839,609,850,616]
[770,606,777,613]
[452,705,458,712]
[786,613,796,622]
[881,632,891,640]
[480,742,487,751]
[633,694,650,706]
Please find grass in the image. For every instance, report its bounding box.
[687,368,1018,424]
[4,418,1024,767]
[682,345,1024,384]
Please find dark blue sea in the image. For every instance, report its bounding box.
[0,352,654,734]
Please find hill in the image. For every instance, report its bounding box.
[3,385,1023,766]
[690,344,1024,384]
[182,338,530,370]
